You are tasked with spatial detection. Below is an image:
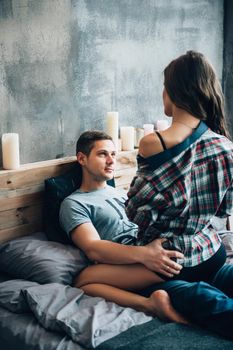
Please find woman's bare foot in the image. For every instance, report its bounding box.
[146,289,189,324]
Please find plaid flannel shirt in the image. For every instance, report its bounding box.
[125,122,233,267]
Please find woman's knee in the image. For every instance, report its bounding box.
[73,266,96,288]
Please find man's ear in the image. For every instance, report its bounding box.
[76,152,86,166]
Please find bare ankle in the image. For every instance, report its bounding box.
[148,290,189,324]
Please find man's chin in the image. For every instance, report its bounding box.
[94,173,114,182]
[104,173,114,180]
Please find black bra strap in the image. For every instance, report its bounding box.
[155,131,167,150]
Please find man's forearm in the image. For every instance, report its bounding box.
[85,238,184,276]
[86,240,147,265]
[71,223,184,274]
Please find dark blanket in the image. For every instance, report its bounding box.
[97,318,233,350]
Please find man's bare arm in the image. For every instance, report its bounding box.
[71,222,184,276]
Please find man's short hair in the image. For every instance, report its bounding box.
[76,130,113,155]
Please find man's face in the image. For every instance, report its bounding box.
[79,140,116,181]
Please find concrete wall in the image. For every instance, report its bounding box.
[0,0,224,164]
[223,0,233,137]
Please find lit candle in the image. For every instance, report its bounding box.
[2,133,20,170]
[120,127,135,151]
[143,124,154,136]
[156,120,169,131]
[106,112,119,151]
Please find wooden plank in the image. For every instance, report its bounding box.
[0,163,75,190]
[0,191,43,211]
[115,167,137,189]
[116,150,137,170]
[0,222,44,243]
[115,166,137,178]
[0,157,77,190]
[0,204,43,230]
[0,184,44,199]
[0,157,74,242]
[0,152,136,190]
[115,151,137,190]
[115,180,134,191]
[0,156,76,174]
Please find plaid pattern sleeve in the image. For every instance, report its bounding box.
[125,126,233,267]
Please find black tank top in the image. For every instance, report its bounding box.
[155,131,167,150]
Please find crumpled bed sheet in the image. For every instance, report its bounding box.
[0,279,152,349]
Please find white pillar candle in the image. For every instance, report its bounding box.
[143,123,154,136]
[118,139,122,152]
[106,111,119,151]
[2,133,20,170]
[134,128,144,148]
[120,126,135,151]
[156,119,169,131]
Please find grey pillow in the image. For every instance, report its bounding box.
[0,233,89,285]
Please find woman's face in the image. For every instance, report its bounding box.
[162,88,173,117]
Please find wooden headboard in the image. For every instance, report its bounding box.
[0,151,137,243]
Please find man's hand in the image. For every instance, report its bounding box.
[141,238,184,278]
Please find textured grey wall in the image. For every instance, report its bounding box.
[223,0,233,137]
[0,0,224,164]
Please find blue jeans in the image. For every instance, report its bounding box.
[141,263,233,339]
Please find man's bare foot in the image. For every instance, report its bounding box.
[146,289,189,324]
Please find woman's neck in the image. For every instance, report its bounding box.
[171,107,200,129]
[172,120,197,130]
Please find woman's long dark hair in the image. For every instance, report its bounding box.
[164,50,230,138]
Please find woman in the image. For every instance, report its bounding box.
[126,50,233,283]
[74,51,233,325]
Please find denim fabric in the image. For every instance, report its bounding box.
[141,265,233,340]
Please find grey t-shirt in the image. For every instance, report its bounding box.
[59,185,138,245]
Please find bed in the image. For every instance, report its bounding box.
[0,153,233,350]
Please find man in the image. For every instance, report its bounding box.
[60,130,233,339]
[60,130,186,322]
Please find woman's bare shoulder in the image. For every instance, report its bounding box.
[139,133,164,158]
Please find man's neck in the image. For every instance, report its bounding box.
[79,179,107,192]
